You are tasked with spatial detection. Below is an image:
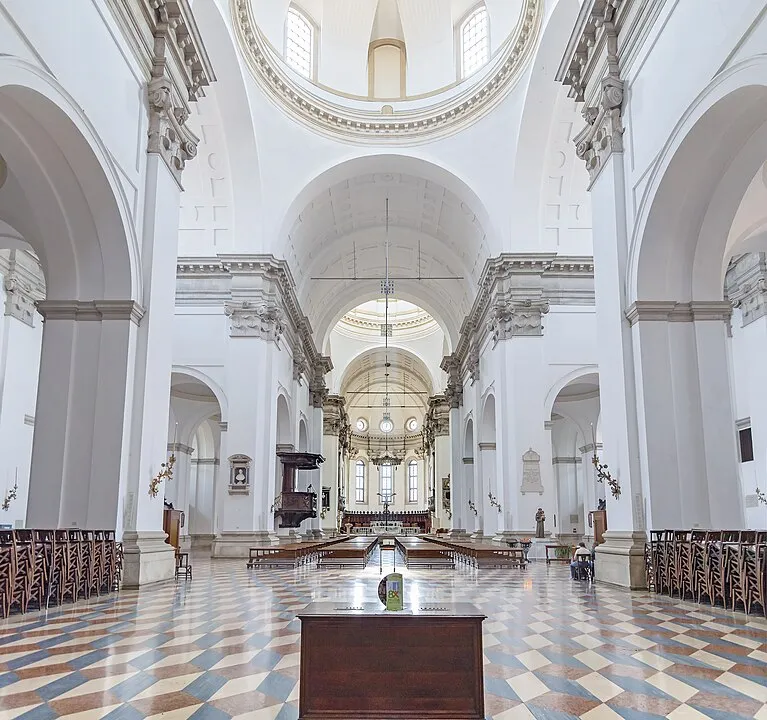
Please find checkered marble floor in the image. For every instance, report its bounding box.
[1,554,766,720]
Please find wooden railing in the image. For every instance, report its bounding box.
[0,529,123,617]
[646,530,766,616]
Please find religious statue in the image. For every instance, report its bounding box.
[535,508,546,538]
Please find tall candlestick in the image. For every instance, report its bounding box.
[14,467,17,489]
[590,423,596,449]
[173,422,178,445]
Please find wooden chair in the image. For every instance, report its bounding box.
[737,531,764,616]
[175,551,192,580]
[0,532,16,618]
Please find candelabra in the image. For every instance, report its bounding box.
[592,453,621,499]
[488,492,502,513]
[468,499,477,516]
[148,453,176,498]
[756,487,767,506]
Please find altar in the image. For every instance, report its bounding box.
[342,510,431,534]
[351,521,419,536]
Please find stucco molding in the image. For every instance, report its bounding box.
[726,252,767,327]
[36,300,145,324]
[231,0,542,144]
[625,300,732,326]
[179,255,331,397]
[1,249,45,327]
[106,0,216,183]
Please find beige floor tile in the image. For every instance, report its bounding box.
[56,671,137,700]
[515,649,550,671]
[716,671,767,702]
[492,705,537,720]
[522,634,552,650]
[722,633,761,650]
[574,634,604,649]
[230,707,285,720]
[209,673,270,700]
[145,704,203,720]
[506,671,549,702]
[57,704,122,720]
[274,652,300,670]
[632,650,674,671]
[646,672,698,702]
[623,634,656,650]
[130,673,202,700]
[0,672,70,693]
[672,634,708,650]
[575,649,611,672]
[576,672,623,702]
[667,705,714,720]
[580,705,625,720]
[690,649,735,671]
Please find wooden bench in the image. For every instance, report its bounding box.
[395,537,455,569]
[317,537,378,568]
[427,537,527,569]
[247,537,348,569]
[545,544,573,565]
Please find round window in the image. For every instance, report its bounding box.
[379,418,394,434]
[406,417,419,432]
[356,418,368,432]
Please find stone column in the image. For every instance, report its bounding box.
[479,442,499,541]
[579,442,601,544]
[212,299,282,557]
[30,302,140,532]
[553,456,581,539]
[449,405,467,535]
[168,443,194,550]
[190,458,218,550]
[629,302,743,530]
[308,397,324,538]
[434,431,451,531]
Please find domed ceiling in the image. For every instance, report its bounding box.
[234,0,542,142]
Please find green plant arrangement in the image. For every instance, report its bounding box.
[554,544,574,560]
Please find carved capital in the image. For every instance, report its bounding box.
[574,75,625,186]
[224,300,285,341]
[726,252,767,327]
[440,355,463,409]
[466,344,480,386]
[147,76,199,183]
[3,250,45,327]
[490,299,550,341]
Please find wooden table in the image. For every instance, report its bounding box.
[545,544,572,564]
[298,602,486,720]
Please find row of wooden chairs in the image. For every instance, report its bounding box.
[0,529,123,617]
[646,530,767,616]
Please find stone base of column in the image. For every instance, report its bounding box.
[493,530,518,546]
[179,535,192,552]
[311,529,325,539]
[595,530,648,589]
[212,531,280,557]
[121,531,176,587]
[191,534,216,551]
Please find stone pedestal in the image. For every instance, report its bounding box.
[212,530,279,557]
[191,533,216,551]
[121,531,176,587]
[595,530,648,589]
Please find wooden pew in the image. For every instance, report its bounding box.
[247,536,347,569]
[395,537,455,569]
[317,537,378,568]
[427,537,527,569]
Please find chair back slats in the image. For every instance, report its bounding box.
[0,529,121,618]
[647,529,766,617]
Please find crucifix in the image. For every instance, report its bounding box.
[377,491,397,533]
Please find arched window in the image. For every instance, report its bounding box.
[285,6,315,80]
[380,463,393,502]
[368,40,406,99]
[459,5,489,79]
[408,460,418,503]
[355,460,366,503]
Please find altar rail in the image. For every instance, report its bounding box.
[342,510,431,534]
[646,530,767,616]
[0,529,123,617]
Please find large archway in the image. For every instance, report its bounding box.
[629,64,767,530]
[0,62,139,530]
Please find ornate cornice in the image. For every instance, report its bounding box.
[231,0,542,144]
[440,253,594,395]
[36,300,145,324]
[106,0,215,183]
[178,255,331,395]
[625,301,732,326]
[557,0,627,187]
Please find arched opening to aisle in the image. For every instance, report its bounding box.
[0,68,138,531]
[631,69,767,530]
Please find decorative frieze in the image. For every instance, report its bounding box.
[322,395,347,435]
[36,300,145,324]
[489,299,550,342]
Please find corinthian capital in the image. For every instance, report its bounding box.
[224,300,285,342]
[147,77,199,183]
[574,75,625,186]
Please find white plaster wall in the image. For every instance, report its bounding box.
[0,289,42,529]
[0,0,147,231]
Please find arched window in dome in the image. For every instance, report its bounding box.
[285,5,316,80]
[408,460,418,504]
[458,4,490,80]
[355,460,366,503]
